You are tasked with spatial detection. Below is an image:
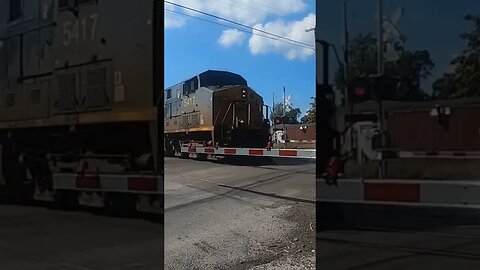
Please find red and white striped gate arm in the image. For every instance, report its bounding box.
[318,179,480,208]
[53,173,163,194]
[181,146,316,159]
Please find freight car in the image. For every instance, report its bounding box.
[0,0,163,211]
[164,70,271,156]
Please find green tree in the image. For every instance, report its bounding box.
[301,97,316,124]
[271,102,302,124]
[432,14,480,99]
[335,33,434,101]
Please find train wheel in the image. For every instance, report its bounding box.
[28,156,53,203]
[164,140,175,157]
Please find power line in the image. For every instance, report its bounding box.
[165,9,314,50]
[164,0,314,50]
[164,9,310,49]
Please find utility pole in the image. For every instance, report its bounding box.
[272,92,275,119]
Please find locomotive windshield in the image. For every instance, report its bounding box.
[199,70,248,88]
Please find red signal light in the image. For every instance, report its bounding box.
[274,117,282,125]
[355,87,366,96]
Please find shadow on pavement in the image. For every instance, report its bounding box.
[212,156,315,166]
[0,189,164,224]
[317,202,480,232]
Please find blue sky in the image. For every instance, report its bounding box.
[164,0,316,117]
[317,0,478,94]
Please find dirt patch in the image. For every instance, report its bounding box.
[281,202,316,257]
[244,203,316,269]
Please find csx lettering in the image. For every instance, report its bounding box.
[63,13,98,46]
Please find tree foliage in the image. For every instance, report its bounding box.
[301,97,316,124]
[271,102,302,124]
[432,15,480,99]
[335,33,434,102]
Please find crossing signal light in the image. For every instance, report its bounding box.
[348,77,372,103]
[274,117,282,125]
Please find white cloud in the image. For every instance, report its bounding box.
[165,12,186,29]
[165,0,315,60]
[248,13,316,61]
[218,29,246,47]
[165,0,308,27]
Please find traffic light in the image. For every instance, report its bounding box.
[348,76,372,103]
[274,116,282,125]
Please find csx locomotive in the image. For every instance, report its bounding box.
[0,0,162,197]
[164,70,271,155]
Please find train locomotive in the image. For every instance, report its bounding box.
[164,70,271,156]
[0,0,163,202]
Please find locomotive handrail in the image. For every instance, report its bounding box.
[214,101,230,126]
[220,102,235,141]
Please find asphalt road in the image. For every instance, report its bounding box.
[164,157,316,269]
[317,202,480,270]
[0,156,315,270]
[6,157,480,269]
[0,204,164,270]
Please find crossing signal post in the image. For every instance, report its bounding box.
[347,74,403,178]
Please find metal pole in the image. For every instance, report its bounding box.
[377,0,385,178]
[344,0,355,160]
[272,92,275,122]
[377,0,384,76]
[344,0,349,108]
[283,86,287,149]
